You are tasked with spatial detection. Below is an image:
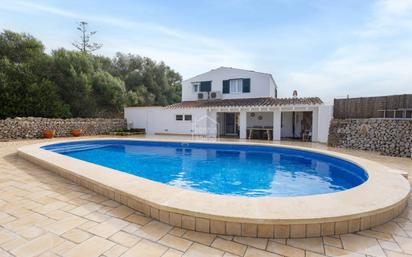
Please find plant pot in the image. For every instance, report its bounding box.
[43,129,55,139]
[71,129,81,137]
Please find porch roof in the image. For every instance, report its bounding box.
[166,97,323,109]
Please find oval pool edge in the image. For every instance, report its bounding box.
[18,138,410,238]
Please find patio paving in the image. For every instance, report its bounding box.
[1,136,412,257]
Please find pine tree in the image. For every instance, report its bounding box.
[72,21,102,54]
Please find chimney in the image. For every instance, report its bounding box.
[293,90,298,98]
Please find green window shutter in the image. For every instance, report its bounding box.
[242,78,250,93]
[222,80,230,94]
[200,81,212,92]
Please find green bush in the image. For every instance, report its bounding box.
[0,30,182,119]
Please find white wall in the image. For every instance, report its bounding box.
[273,111,281,141]
[148,109,208,135]
[125,104,333,142]
[312,108,319,142]
[317,105,333,143]
[269,78,277,98]
[239,111,247,139]
[246,112,273,127]
[182,67,276,101]
[124,107,163,129]
[125,107,209,135]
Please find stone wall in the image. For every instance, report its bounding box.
[328,119,412,157]
[0,117,127,139]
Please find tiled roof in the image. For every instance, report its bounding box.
[166,97,323,109]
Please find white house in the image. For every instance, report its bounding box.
[125,67,333,143]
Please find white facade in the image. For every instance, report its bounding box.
[124,106,163,129]
[125,105,333,143]
[317,105,334,143]
[125,107,209,135]
[182,67,277,101]
[124,67,333,143]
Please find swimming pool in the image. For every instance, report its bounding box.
[19,139,410,238]
[42,140,368,197]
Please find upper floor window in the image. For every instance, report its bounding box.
[200,81,212,92]
[192,81,212,92]
[193,83,199,92]
[229,79,243,93]
[223,78,250,94]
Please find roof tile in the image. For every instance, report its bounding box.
[166,97,322,109]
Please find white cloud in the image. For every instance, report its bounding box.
[102,37,252,78]
[0,0,251,78]
[284,0,412,102]
[0,0,183,38]
[375,0,412,16]
[2,0,411,99]
[360,0,412,37]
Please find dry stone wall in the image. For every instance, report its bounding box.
[328,119,412,157]
[0,117,126,139]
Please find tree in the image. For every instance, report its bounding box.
[50,49,97,117]
[0,30,44,63]
[49,49,127,117]
[0,31,70,119]
[72,21,102,54]
[92,71,126,117]
[0,30,182,119]
[112,53,182,106]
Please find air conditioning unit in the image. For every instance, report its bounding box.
[209,91,222,100]
[197,92,208,100]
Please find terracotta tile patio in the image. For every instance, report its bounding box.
[1,137,412,257]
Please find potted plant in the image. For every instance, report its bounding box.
[43,129,55,139]
[71,129,81,137]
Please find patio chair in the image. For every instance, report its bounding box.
[302,130,312,142]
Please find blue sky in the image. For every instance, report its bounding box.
[1,0,411,103]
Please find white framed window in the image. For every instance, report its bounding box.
[229,79,243,93]
[176,114,192,122]
[192,83,199,92]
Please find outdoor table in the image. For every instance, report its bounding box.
[247,127,273,140]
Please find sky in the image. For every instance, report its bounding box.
[1,0,411,103]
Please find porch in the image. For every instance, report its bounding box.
[213,107,320,142]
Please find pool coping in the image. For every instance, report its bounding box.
[18,138,411,238]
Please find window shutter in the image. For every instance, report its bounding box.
[222,80,230,94]
[200,81,212,92]
[242,78,250,93]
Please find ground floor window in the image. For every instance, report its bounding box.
[176,114,192,121]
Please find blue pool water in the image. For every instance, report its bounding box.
[42,140,368,197]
